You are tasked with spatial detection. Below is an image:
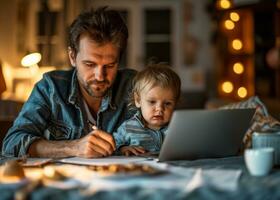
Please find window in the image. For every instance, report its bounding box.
[89,0,182,70]
[144,9,171,64]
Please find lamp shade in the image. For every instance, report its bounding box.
[21,52,42,67]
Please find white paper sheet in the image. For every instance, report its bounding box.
[58,156,148,166]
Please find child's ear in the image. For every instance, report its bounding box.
[134,93,141,108]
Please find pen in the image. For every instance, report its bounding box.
[87,120,97,131]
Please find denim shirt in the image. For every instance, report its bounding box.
[113,111,168,152]
[2,68,136,157]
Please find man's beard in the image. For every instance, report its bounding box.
[78,76,110,98]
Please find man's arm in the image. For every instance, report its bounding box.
[28,128,116,158]
[2,81,52,157]
[2,75,117,158]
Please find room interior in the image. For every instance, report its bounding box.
[0,1,280,198]
[0,0,280,144]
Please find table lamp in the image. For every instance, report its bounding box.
[21,52,42,75]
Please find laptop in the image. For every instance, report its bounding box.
[158,108,255,162]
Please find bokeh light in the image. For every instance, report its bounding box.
[237,87,247,98]
[233,62,244,74]
[222,81,234,93]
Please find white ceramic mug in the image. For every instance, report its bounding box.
[244,147,274,176]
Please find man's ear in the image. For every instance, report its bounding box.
[68,47,76,67]
[134,92,141,108]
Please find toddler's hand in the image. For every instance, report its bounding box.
[120,146,146,156]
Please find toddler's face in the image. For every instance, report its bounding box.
[135,86,176,130]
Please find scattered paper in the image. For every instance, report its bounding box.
[186,169,204,191]
[21,157,242,192]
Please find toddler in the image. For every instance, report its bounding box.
[113,63,181,155]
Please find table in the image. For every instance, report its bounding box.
[0,156,279,200]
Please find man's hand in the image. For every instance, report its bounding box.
[28,126,116,158]
[120,146,146,156]
[74,126,116,158]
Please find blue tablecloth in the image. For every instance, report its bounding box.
[0,156,279,200]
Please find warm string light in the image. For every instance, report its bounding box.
[230,12,240,22]
[217,3,251,99]
[222,81,234,93]
[232,39,243,50]
[222,81,248,98]
[219,0,231,9]
[237,87,247,98]
[224,20,235,30]
[233,62,244,74]
[224,12,239,31]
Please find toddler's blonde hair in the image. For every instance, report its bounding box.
[130,63,181,108]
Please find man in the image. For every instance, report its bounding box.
[2,7,136,158]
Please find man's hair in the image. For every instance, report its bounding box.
[68,7,128,59]
[130,63,181,107]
